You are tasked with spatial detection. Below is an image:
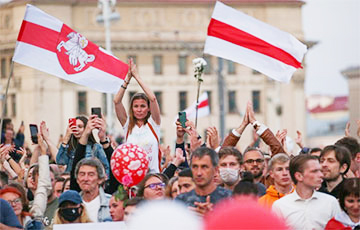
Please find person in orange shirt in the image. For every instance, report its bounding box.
[258,153,294,209]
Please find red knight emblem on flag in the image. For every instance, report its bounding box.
[56,24,97,74]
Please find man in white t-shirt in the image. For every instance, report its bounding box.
[272,154,341,230]
[75,158,111,222]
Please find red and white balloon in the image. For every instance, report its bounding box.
[111,143,149,187]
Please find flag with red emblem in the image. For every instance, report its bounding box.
[13,4,128,93]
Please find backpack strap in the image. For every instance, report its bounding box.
[147,122,162,172]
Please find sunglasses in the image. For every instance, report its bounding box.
[244,159,264,164]
[145,182,165,190]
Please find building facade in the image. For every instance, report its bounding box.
[0,0,307,152]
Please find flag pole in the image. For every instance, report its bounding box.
[0,61,14,132]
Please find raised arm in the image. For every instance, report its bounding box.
[222,102,250,147]
[114,67,132,126]
[130,58,161,125]
[39,121,58,162]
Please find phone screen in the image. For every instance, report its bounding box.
[29,124,38,144]
[178,112,187,128]
[91,107,102,118]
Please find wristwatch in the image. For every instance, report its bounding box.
[252,120,260,130]
[100,137,110,145]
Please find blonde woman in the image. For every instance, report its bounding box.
[53,190,91,225]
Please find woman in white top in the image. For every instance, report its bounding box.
[114,58,161,173]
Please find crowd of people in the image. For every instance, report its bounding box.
[0,59,359,230]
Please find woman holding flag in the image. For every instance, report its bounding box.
[114,58,161,173]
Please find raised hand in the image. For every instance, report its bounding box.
[295,130,304,149]
[206,126,220,150]
[345,122,351,137]
[189,195,213,216]
[172,148,185,167]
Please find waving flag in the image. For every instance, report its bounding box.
[204,1,307,83]
[13,4,128,93]
[185,92,210,119]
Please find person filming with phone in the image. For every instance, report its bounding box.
[56,115,109,177]
[114,58,161,173]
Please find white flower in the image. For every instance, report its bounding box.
[193,57,207,82]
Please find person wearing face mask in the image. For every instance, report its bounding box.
[218,147,242,191]
[53,190,91,225]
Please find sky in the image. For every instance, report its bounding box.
[302,0,360,96]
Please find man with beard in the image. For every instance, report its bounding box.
[242,147,266,196]
[258,153,294,209]
[319,145,351,198]
[175,147,231,216]
[218,147,242,191]
[272,154,340,229]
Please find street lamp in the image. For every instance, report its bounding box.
[96,0,120,134]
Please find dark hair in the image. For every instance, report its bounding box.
[310,147,322,154]
[233,172,258,196]
[178,168,193,178]
[0,171,9,187]
[136,173,168,198]
[190,147,219,167]
[123,197,144,208]
[68,115,97,152]
[55,177,66,184]
[289,154,319,185]
[62,177,71,193]
[335,137,360,159]
[320,145,351,175]
[338,178,360,212]
[1,118,11,131]
[219,147,242,165]
[128,93,151,134]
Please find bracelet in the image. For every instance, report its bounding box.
[6,156,11,161]
[124,79,130,84]
[252,120,261,129]
[121,85,127,90]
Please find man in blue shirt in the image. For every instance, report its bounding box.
[175,147,231,216]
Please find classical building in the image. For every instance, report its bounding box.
[0,0,307,152]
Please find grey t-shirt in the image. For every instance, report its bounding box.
[175,186,232,207]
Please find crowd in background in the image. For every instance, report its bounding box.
[0,60,359,230]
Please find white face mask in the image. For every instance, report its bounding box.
[219,168,239,184]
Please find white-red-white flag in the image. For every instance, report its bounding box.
[204,1,307,83]
[13,4,128,93]
[184,92,210,119]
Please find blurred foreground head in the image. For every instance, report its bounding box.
[204,196,289,230]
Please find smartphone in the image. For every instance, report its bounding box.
[178,111,187,128]
[29,124,38,144]
[91,107,102,118]
[68,118,76,127]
